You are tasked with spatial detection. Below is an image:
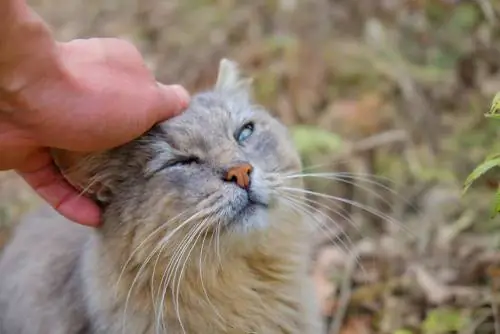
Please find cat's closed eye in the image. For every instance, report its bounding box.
[150,156,200,176]
[165,156,200,168]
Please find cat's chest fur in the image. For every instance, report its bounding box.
[82,225,322,334]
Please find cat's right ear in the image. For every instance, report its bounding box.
[214,58,253,102]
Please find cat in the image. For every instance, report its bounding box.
[0,59,324,333]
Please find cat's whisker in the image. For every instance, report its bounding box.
[150,243,166,322]
[116,209,191,298]
[277,186,414,238]
[286,172,422,216]
[173,218,212,334]
[156,234,188,332]
[157,217,209,333]
[199,226,225,324]
[159,219,207,333]
[281,190,360,236]
[155,217,207,332]
[282,171,395,184]
[121,209,207,334]
[75,174,101,197]
[277,194,361,267]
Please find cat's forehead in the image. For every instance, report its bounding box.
[158,92,253,143]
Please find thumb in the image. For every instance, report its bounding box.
[17,151,101,227]
[151,83,190,123]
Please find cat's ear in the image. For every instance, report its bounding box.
[214,58,253,101]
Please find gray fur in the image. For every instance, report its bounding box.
[0,59,317,333]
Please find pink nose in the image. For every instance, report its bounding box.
[224,163,253,189]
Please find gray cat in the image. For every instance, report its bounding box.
[0,59,323,333]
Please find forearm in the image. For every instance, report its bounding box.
[0,0,53,52]
[0,0,61,113]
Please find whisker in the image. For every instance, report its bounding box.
[199,226,225,323]
[277,194,361,267]
[156,217,207,333]
[280,171,424,219]
[173,218,211,334]
[121,209,207,334]
[277,186,415,238]
[282,172,395,184]
[116,209,191,298]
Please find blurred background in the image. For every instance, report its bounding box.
[2,0,500,333]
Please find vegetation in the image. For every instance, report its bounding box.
[464,93,500,218]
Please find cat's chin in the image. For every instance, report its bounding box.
[226,202,270,234]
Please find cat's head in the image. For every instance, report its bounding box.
[54,59,304,252]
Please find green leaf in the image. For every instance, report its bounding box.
[448,3,480,32]
[485,113,500,120]
[486,152,500,161]
[422,308,469,334]
[463,157,500,195]
[394,329,413,334]
[491,188,500,218]
[488,92,500,116]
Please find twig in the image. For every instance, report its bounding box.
[476,0,497,25]
[460,308,492,334]
[492,287,500,334]
[349,130,409,155]
[329,253,358,334]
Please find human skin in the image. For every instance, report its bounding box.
[0,0,190,227]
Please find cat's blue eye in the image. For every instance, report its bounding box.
[237,122,254,143]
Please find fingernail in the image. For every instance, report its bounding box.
[159,83,190,112]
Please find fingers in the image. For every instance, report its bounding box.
[152,83,190,122]
[17,151,101,227]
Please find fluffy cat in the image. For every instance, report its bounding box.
[0,59,324,333]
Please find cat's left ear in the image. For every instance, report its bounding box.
[214,58,253,102]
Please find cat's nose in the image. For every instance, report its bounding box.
[224,163,253,189]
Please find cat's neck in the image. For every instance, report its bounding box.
[81,211,312,311]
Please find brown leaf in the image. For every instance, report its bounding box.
[337,315,373,334]
[312,247,344,317]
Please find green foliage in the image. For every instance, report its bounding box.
[486,92,500,119]
[463,93,500,217]
[393,329,413,334]
[422,308,469,334]
[290,125,343,160]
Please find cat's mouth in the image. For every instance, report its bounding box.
[235,197,268,217]
[221,187,270,229]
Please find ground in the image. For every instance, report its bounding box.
[2,0,500,333]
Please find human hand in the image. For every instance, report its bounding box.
[0,37,190,226]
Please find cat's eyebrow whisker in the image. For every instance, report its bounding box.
[277,186,414,238]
